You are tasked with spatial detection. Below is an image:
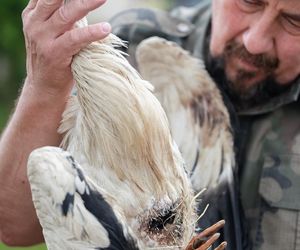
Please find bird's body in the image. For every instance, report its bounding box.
[59,32,195,248]
[28,27,196,248]
[28,147,140,250]
[27,18,232,250]
[136,37,235,191]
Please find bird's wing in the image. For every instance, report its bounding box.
[27,147,140,250]
[136,37,235,191]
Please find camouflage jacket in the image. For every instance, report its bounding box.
[111,2,300,250]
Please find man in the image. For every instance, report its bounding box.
[113,1,300,249]
[1,0,300,249]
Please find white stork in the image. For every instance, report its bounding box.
[27,16,229,250]
[136,37,235,192]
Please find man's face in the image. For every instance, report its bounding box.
[210,0,300,99]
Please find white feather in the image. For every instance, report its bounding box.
[136,37,235,191]
[29,18,197,250]
[28,147,113,250]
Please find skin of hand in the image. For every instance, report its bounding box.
[185,220,227,250]
[0,0,111,246]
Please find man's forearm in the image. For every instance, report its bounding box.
[0,0,111,245]
[0,80,70,246]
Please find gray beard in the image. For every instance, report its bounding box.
[205,55,289,111]
[203,30,289,110]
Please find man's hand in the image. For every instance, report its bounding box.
[22,0,111,96]
[0,0,110,246]
[185,220,227,250]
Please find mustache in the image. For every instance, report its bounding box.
[224,41,279,71]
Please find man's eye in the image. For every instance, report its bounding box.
[243,0,262,5]
[235,0,265,13]
[281,15,300,36]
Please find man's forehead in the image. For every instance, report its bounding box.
[268,0,300,9]
[251,0,300,15]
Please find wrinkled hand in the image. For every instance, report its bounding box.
[22,0,111,95]
[185,220,227,250]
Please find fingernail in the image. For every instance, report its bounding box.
[214,233,221,239]
[221,241,227,249]
[101,22,111,34]
[218,220,226,225]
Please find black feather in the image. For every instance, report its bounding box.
[66,156,140,250]
[62,193,74,216]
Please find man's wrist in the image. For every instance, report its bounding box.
[21,77,73,105]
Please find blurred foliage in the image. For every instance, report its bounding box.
[0,0,28,132]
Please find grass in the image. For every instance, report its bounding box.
[0,244,46,250]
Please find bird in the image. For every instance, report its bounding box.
[27,15,229,250]
[135,37,235,192]
[135,37,238,249]
[28,147,227,250]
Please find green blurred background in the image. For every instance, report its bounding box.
[0,0,196,249]
[0,0,27,132]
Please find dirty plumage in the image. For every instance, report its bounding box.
[136,37,241,250]
[136,37,235,191]
[27,7,232,248]
[28,147,141,250]
[27,18,197,249]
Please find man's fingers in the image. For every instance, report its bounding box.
[47,0,106,33]
[26,0,39,10]
[215,242,227,250]
[197,233,220,250]
[199,220,225,238]
[33,0,64,21]
[22,0,40,19]
[185,220,226,250]
[55,22,111,56]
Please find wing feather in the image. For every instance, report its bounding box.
[27,147,140,250]
[136,37,235,190]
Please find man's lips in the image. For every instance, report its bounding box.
[225,55,270,87]
[231,56,260,72]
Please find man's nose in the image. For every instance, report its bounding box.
[242,14,276,55]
